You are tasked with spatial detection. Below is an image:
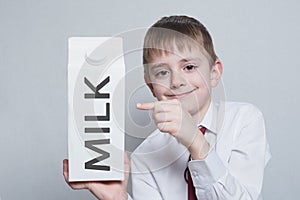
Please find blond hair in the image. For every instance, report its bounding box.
[143,15,218,67]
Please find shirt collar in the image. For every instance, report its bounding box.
[198,101,224,134]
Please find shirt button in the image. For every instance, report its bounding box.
[192,170,198,177]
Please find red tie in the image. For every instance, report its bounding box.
[185,127,206,200]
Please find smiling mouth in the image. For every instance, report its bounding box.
[166,89,197,99]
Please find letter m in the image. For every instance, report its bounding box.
[85,139,110,171]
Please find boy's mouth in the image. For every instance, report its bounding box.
[165,89,197,99]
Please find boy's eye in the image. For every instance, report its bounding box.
[155,70,169,77]
[184,65,197,71]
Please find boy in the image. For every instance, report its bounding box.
[63,15,271,200]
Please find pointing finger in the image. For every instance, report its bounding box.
[136,102,155,110]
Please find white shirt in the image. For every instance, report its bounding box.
[128,101,271,200]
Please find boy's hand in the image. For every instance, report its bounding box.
[137,99,210,160]
[63,153,130,200]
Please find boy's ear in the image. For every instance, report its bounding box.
[144,75,156,97]
[210,60,223,88]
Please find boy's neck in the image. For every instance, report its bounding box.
[191,98,211,125]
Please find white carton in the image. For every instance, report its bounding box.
[68,37,125,181]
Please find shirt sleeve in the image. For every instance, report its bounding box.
[130,154,163,200]
[189,111,271,200]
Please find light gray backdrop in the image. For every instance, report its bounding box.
[0,0,299,199]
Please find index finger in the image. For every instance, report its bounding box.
[136,102,155,110]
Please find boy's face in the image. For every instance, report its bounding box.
[145,47,222,117]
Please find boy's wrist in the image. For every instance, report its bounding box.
[189,133,210,160]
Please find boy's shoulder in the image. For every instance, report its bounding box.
[131,129,180,155]
[215,101,263,128]
[223,101,263,119]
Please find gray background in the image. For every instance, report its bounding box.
[0,0,299,199]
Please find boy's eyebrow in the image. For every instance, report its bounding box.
[148,63,168,69]
[180,57,202,63]
[150,57,201,66]
[148,57,202,70]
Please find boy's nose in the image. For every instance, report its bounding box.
[170,72,186,89]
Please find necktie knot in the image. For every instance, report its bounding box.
[199,126,206,135]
